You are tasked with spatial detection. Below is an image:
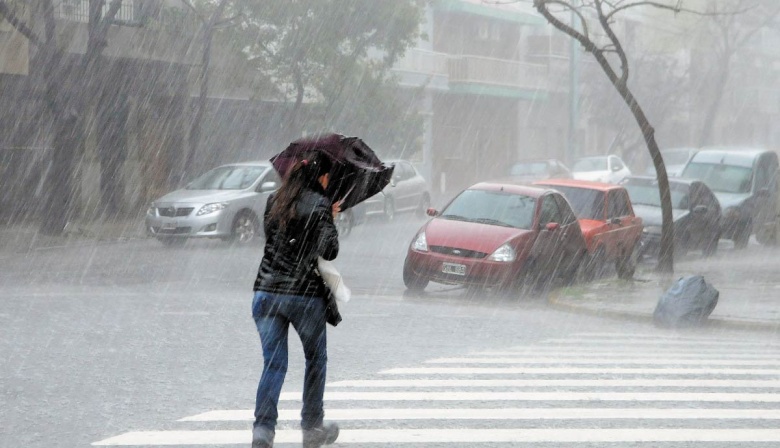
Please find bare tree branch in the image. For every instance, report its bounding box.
[595,0,629,84]
[0,0,42,47]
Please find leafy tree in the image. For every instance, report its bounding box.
[1,0,125,234]
[230,0,427,148]
[528,0,703,273]
[695,0,780,145]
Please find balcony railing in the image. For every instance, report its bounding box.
[448,55,548,90]
[57,0,139,25]
[394,48,449,76]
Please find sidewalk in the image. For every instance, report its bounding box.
[0,218,146,253]
[550,248,780,333]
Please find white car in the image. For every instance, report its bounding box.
[145,161,280,246]
[572,155,631,184]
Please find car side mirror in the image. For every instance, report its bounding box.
[544,222,560,231]
[612,165,622,172]
[757,188,770,197]
[610,217,622,225]
[259,181,277,193]
[426,208,439,217]
[693,205,708,214]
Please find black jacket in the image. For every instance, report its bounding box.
[253,185,339,298]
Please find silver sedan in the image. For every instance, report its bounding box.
[145,162,280,246]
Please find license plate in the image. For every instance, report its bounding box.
[162,221,177,230]
[442,262,466,276]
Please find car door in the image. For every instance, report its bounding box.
[397,162,417,211]
[253,168,280,217]
[531,194,566,275]
[608,156,629,184]
[554,193,585,270]
[606,189,638,258]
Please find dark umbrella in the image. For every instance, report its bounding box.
[270,133,394,211]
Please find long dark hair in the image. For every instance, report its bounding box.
[269,151,332,230]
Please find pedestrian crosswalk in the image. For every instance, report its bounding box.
[93,332,780,446]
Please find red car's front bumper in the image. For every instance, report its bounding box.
[404,248,528,287]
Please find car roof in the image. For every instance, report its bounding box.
[689,148,773,167]
[218,161,273,168]
[469,181,551,198]
[623,175,697,187]
[534,178,623,192]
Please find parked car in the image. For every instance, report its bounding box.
[402,182,587,293]
[679,148,779,248]
[535,179,643,279]
[507,159,572,182]
[572,155,631,184]
[643,147,697,177]
[145,161,279,246]
[361,159,430,220]
[621,176,721,258]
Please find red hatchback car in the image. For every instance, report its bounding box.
[402,182,587,293]
[534,179,643,279]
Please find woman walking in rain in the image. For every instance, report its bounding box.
[251,151,341,448]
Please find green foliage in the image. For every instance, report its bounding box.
[224,0,428,150]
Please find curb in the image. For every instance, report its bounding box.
[548,296,780,334]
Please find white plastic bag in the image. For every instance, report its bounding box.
[317,257,351,303]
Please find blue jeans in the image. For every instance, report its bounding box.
[252,291,328,432]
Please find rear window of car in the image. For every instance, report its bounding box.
[681,162,753,194]
[572,157,608,172]
[441,189,536,230]
[187,166,267,190]
[623,180,690,209]
[510,162,548,176]
[538,185,605,221]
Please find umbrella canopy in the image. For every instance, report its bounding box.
[270,133,394,211]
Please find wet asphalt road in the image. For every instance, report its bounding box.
[1,214,779,448]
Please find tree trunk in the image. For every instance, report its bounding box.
[184,0,229,180]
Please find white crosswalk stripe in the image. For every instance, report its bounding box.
[93,332,780,446]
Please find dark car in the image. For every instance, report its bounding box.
[621,176,721,257]
[507,159,572,182]
[680,148,779,248]
[402,182,587,293]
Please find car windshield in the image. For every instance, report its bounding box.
[510,162,548,176]
[539,185,604,220]
[663,150,693,166]
[572,157,608,172]
[441,189,536,230]
[623,181,690,209]
[187,166,266,190]
[681,162,753,194]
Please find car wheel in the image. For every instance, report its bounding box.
[616,244,639,280]
[417,194,431,217]
[402,259,428,292]
[584,247,608,281]
[383,197,395,221]
[158,237,185,247]
[733,222,751,249]
[334,209,353,238]
[755,224,777,246]
[229,211,260,246]
[675,232,690,258]
[702,232,720,256]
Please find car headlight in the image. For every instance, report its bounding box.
[196,202,228,216]
[412,231,428,252]
[644,226,661,235]
[488,243,516,262]
[146,204,156,216]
